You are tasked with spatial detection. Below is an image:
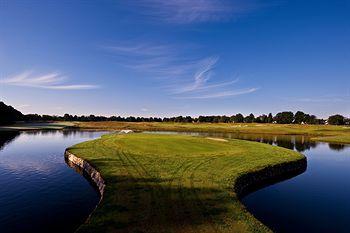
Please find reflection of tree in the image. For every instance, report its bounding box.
[294,140,306,152]
[0,131,20,151]
[294,140,318,152]
[276,140,295,150]
[328,143,346,151]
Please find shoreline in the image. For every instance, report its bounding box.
[1,121,349,144]
[65,150,105,196]
[64,145,306,232]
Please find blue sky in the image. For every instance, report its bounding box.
[0,0,349,118]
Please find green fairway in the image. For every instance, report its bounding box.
[67,133,305,233]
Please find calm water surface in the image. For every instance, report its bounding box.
[145,131,350,233]
[0,130,107,233]
[1,130,350,233]
[240,136,350,233]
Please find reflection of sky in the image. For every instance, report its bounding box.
[242,138,350,233]
[0,131,108,173]
[0,130,108,233]
[304,143,350,166]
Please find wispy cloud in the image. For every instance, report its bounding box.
[126,0,258,24]
[293,97,350,103]
[173,56,218,93]
[104,42,258,99]
[0,71,99,90]
[176,88,259,99]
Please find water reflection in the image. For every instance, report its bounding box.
[328,143,347,151]
[0,130,107,233]
[1,130,349,233]
[0,131,20,151]
[144,131,344,152]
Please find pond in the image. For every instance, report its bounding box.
[145,131,350,233]
[239,135,350,233]
[0,130,107,233]
[0,130,349,233]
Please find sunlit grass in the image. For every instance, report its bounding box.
[67,133,305,233]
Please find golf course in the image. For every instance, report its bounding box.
[66,133,306,233]
[76,122,350,144]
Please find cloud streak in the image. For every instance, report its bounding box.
[0,71,99,90]
[105,42,258,99]
[126,0,258,24]
[175,88,259,99]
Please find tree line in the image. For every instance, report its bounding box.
[24,111,350,125]
[0,102,23,125]
[1,101,349,126]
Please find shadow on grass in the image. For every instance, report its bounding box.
[66,156,307,233]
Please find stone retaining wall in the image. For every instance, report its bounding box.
[65,150,105,196]
[234,157,307,198]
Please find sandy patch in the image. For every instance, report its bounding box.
[206,137,228,142]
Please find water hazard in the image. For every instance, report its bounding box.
[0,130,107,233]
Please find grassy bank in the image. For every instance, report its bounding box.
[76,121,350,144]
[0,122,76,131]
[67,133,305,233]
[311,135,350,144]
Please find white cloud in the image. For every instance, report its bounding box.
[0,71,99,90]
[174,56,219,93]
[176,88,259,99]
[127,0,258,24]
[293,97,350,103]
[105,42,258,99]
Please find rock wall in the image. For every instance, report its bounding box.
[65,150,105,196]
[234,157,307,198]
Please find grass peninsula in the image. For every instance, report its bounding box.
[66,133,306,233]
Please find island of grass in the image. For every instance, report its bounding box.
[66,133,306,233]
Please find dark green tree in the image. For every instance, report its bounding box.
[267,113,273,123]
[244,113,255,123]
[274,111,294,124]
[328,115,345,125]
[234,113,244,123]
[294,111,306,124]
[0,102,23,125]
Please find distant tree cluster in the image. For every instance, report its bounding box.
[0,102,23,125]
[327,114,349,125]
[1,101,349,126]
[23,113,164,123]
[23,111,349,125]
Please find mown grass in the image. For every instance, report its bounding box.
[67,133,305,233]
[311,135,350,144]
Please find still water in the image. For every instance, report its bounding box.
[0,130,349,233]
[239,135,350,233]
[0,130,107,233]
[145,131,350,233]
